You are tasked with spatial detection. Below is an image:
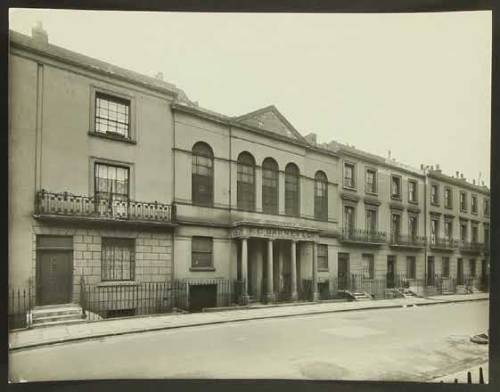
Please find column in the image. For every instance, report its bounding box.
[278,242,284,293]
[240,237,250,305]
[290,240,298,301]
[312,241,319,301]
[266,239,275,303]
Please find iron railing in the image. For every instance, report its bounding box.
[389,234,426,248]
[8,287,33,330]
[35,190,175,224]
[459,241,484,253]
[429,237,458,250]
[340,228,387,244]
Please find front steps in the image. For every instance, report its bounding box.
[30,304,86,328]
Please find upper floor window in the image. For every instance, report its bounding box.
[444,219,453,241]
[95,163,129,217]
[366,209,377,232]
[391,176,402,199]
[317,245,329,270]
[344,205,355,230]
[484,199,490,216]
[314,171,328,221]
[237,152,256,211]
[431,218,439,244]
[408,180,417,203]
[431,184,439,205]
[285,163,300,216]
[484,225,490,246]
[344,163,355,188]
[366,169,377,194]
[262,158,279,214]
[409,215,418,239]
[101,237,135,281]
[444,187,452,209]
[460,192,467,212]
[391,213,401,241]
[191,237,213,269]
[192,142,214,206]
[95,93,131,138]
[460,221,468,242]
[472,224,478,243]
[471,195,478,214]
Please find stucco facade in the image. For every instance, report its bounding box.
[9,27,490,314]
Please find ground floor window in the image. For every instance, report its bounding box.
[317,245,328,270]
[361,254,374,279]
[406,256,416,279]
[192,237,213,269]
[442,257,450,278]
[101,238,135,281]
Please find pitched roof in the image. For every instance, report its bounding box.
[233,105,308,143]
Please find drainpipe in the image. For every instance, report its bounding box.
[423,167,428,289]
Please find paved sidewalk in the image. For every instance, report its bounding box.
[9,292,488,351]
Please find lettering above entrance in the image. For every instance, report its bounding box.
[232,226,318,241]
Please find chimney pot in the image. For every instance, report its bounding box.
[31,21,48,47]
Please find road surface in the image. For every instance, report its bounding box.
[9,301,488,382]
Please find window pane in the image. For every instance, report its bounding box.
[101,238,135,281]
[95,93,130,138]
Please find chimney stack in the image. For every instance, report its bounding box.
[154,72,164,81]
[31,21,48,47]
[473,179,476,185]
[456,171,459,178]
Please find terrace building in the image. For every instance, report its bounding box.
[8,26,490,322]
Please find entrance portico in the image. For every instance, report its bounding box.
[232,222,320,304]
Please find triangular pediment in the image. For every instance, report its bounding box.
[234,105,306,142]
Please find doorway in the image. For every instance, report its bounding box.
[338,253,350,290]
[37,249,73,305]
[387,256,396,288]
[457,258,464,285]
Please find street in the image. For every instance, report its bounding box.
[9,301,488,382]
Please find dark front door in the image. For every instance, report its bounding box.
[38,250,73,305]
[338,254,350,290]
[189,284,217,312]
[387,257,396,288]
[457,259,464,285]
[427,257,435,286]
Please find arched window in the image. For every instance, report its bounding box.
[314,171,328,220]
[285,163,300,216]
[262,158,279,214]
[192,142,214,206]
[237,152,255,211]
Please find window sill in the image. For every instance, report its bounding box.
[318,269,329,272]
[189,267,216,272]
[431,202,440,207]
[88,131,137,145]
[408,200,419,205]
[391,195,402,201]
[365,191,378,197]
[343,185,357,191]
[97,281,138,287]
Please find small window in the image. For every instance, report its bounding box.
[317,245,328,270]
[431,218,439,244]
[408,180,417,202]
[344,163,355,188]
[444,187,452,209]
[391,176,401,199]
[442,257,450,278]
[406,256,416,279]
[431,184,439,205]
[191,237,213,269]
[471,195,478,214]
[361,254,374,279]
[366,169,377,194]
[101,238,135,281]
[484,199,490,216]
[460,192,467,212]
[344,206,355,230]
[95,92,131,138]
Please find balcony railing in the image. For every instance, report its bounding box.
[389,234,426,248]
[459,241,484,254]
[340,227,387,244]
[35,190,175,225]
[429,237,457,250]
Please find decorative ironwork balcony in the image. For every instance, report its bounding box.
[459,240,484,254]
[35,190,176,226]
[389,234,426,248]
[339,227,386,244]
[429,237,457,251]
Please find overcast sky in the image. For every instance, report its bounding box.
[9,9,492,184]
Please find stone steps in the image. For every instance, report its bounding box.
[30,304,85,328]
